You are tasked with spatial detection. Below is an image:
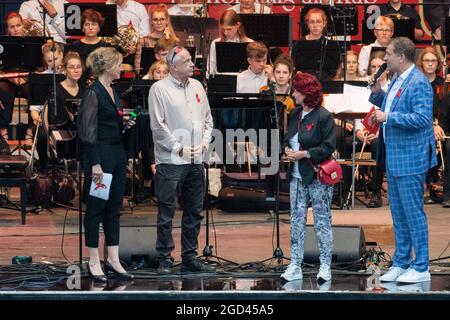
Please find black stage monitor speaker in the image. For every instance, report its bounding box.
[119,225,158,268]
[304,225,366,267]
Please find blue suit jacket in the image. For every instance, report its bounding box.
[369,66,437,177]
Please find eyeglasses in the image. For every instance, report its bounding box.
[423,59,438,64]
[375,28,393,33]
[152,18,166,24]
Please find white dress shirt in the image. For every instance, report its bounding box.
[148,74,213,165]
[382,64,415,138]
[107,0,150,38]
[358,40,384,77]
[236,68,268,93]
[19,0,67,43]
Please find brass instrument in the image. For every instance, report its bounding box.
[24,19,51,37]
[102,24,139,58]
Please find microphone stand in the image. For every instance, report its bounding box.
[260,81,290,266]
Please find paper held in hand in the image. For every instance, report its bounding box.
[362,106,379,135]
[89,173,112,200]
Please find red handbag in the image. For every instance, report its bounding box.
[316,158,343,186]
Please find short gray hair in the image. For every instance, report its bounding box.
[389,37,416,63]
[166,46,184,66]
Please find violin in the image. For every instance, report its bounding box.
[259,85,296,114]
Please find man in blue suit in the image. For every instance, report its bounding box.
[369,37,436,283]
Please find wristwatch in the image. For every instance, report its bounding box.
[306,151,311,159]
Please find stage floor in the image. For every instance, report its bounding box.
[0,190,449,299]
[0,271,449,300]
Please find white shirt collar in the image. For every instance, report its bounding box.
[168,73,190,88]
[398,64,415,81]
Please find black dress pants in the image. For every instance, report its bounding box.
[154,164,205,263]
[84,143,127,248]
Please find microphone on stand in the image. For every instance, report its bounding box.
[367,62,387,89]
[122,105,142,134]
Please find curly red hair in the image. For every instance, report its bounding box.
[292,72,323,108]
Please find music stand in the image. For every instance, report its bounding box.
[216,42,250,73]
[170,15,217,54]
[64,3,117,37]
[206,75,237,93]
[140,48,157,77]
[292,40,345,81]
[0,36,45,71]
[121,79,157,209]
[238,14,291,47]
[322,80,368,94]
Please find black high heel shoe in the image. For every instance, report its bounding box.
[104,260,134,280]
[87,262,107,283]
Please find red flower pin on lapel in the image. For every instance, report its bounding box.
[306,122,315,131]
[396,89,403,98]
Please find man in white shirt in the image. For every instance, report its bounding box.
[148,46,214,275]
[237,42,272,94]
[19,0,67,44]
[358,16,394,77]
[230,0,271,14]
[106,0,150,38]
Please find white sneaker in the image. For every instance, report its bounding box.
[316,264,332,282]
[396,269,431,283]
[281,263,303,281]
[379,266,408,282]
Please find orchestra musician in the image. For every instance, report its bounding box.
[236,42,273,130]
[379,0,424,40]
[333,50,365,81]
[303,7,328,41]
[207,9,253,77]
[134,4,179,76]
[28,50,83,173]
[358,16,394,77]
[40,40,63,74]
[64,9,112,69]
[0,12,29,141]
[19,0,67,44]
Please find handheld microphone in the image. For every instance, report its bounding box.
[122,105,142,134]
[368,63,387,88]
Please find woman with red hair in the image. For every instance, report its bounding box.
[281,72,336,284]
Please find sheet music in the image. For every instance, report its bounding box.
[323,94,351,113]
[343,84,373,113]
[324,85,373,113]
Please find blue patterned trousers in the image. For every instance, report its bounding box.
[388,172,429,272]
[289,178,334,266]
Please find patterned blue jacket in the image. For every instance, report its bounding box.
[369,66,437,177]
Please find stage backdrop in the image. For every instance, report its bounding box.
[0,1,435,43]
